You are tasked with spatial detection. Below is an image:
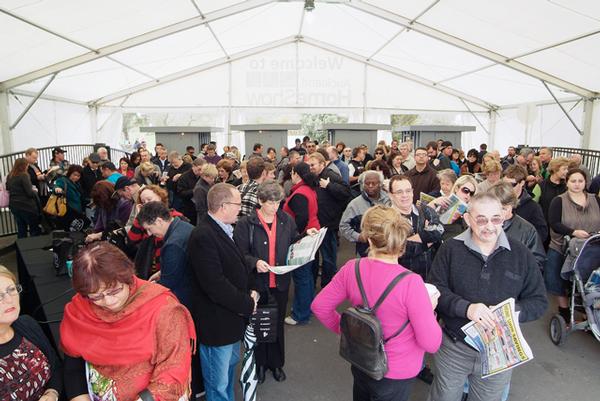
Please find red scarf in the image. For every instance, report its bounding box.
[257,210,277,288]
[61,276,196,367]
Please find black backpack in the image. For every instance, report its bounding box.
[339,258,411,380]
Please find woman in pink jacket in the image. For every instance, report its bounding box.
[312,205,442,401]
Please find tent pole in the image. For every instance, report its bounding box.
[227,62,233,146]
[0,91,12,154]
[489,110,497,151]
[9,73,56,130]
[582,99,594,149]
[362,65,368,123]
[541,80,583,135]
[90,105,98,143]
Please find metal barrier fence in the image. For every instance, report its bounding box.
[529,147,600,178]
[1,144,130,237]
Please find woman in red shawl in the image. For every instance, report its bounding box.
[60,242,196,401]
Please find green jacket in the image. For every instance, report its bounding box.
[54,176,83,213]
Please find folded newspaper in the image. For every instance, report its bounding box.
[461,298,534,378]
[267,228,328,275]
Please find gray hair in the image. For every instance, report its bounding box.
[257,180,284,202]
[437,169,457,185]
[359,170,384,191]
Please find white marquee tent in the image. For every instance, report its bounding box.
[0,0,599,154]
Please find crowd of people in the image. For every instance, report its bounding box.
[2,136,600,401]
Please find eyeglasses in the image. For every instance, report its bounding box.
[460,187,475,196]
[222,201,242,208]
[86,285,125,302]
[391,189,413,195]
[0,284,22,302]
[375,152,384,155]
[509,180,523,187]
[473,216,504,226]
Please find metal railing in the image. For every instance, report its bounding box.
[1,144,130,237]
[529,147,600,178]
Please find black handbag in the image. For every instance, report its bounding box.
[251,293,278,343]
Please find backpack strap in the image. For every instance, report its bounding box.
[354,258,371,309]
[372,271,412,313]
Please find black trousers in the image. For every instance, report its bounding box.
[351,366,414,401]
[255,287,288,369]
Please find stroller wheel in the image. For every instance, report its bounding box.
[550,314,568,346]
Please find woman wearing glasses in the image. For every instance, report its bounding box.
[428,175,478,240]
[0,265,62,401]
[235,181,317,384]
[60,242,196,401]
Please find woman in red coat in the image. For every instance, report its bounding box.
[282,162,321,325]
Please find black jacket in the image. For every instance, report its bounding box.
[176,169,199,223]
[12,315,63,394]
[515,190,548,243]
[188,215,256,346]
[80,166,101,201]
[234,210,298,292]
[504,214,546,268]
[316,168,351,228]
[7,174,39,214]
[193,178,212,223]
[538,178,566,222]
[428,235,548,343]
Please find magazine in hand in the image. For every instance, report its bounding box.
[436,193,468,224]
[267,228,328,275]
[419,192,437,205]
[461,298,534,378]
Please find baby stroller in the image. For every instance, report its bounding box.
[549,233,600,345]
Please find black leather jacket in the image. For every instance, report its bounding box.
[504,214,546,269]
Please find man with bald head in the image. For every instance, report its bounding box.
[428,193,547,401]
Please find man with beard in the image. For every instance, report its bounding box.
[427,193,547,401]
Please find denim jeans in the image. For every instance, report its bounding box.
[199,341,240,401]
[544,248,567,296]
[319,228,339,288]
[291,261,315,323]
[10,208,41,238]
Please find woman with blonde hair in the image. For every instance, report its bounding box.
[137,161,160,186]
[526,155,543,201]
[476,159,502,193]
[429,174,477,240]
[539,157,569,221]
[312,205,441,401]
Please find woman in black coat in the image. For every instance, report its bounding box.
[6,158,41,238]
[234,180,317,384]
[0,266,62,400]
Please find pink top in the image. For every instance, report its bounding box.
[311,258,442,379]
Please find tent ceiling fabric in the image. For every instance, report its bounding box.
[0,0,598,110]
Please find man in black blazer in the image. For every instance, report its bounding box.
[188,183,259,401]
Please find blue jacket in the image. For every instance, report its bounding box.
[159,217,194,307]
[333,158,350,184]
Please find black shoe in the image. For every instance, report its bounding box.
[417,366,434,385]
[558,307,571,324]
[272,367,286,382]
[257,366,266,384]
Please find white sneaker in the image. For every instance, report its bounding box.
[284,316,298,325]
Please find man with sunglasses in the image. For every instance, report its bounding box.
[503,165,548,243]
[427,193,547,401]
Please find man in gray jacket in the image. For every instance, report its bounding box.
[339,171,390,256]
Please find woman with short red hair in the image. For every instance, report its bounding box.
[60,242,196,401]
